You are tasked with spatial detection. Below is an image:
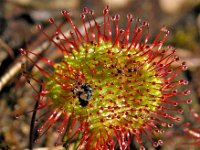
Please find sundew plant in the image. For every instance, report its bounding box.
[19,6,191,150]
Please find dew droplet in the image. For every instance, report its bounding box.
[162,113,168,118]
[121,141,126,146]
[168,45,172,49]
[137,28,142,33]
[83,7,88,13]
[167,123,174,128]
[101,145,105,149]
[89,9,94,15]
[35,139,39,144]
[157,106,162,110]
[111,16,116,21]
[173,102,178,106]
[154,129,159,133]
[178,109,183,114]
[161,122,167,127]
[103,8,109,15]
[136,18,140,23]
[176,117,181,121]
[172,49,176,53]
[56,128,61,132]
[140,146,145,150]
[70,30,74,35]
[54,31,59,36]
[56,36,60,40]
[115,14,120,20]
[183,80,189,85]
[115,125,120,130]
[174,56,180,61]
[119,29,124,34]
[153,141,158,147]
[49,17,54,23]
[127,13,133,20]
[186,99,192,104]
[19,48,27,55]
[167,69,172,73]
[166,30,170,34]
[184,90,190,95]
[172,90,177,94]
[142,21,148,26]
[158,139,163,145]
[182,65,188,70]
[107,139,112,145]
[37,128,42,134]
[178,79,184,84]
[160,129,165,133]
[40,90,49,95]
[81,13,85,19]
[15,114,21,119]
[145,45,150,49]
[36,24,42,30]
[61,10,69,16]
[161,50,166,54]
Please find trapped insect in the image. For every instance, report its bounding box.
[72,83,93,107]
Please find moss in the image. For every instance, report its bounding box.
[173,27,198,50]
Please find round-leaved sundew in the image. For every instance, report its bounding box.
[19,6,191,150]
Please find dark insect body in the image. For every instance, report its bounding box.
[72,83,93,107]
